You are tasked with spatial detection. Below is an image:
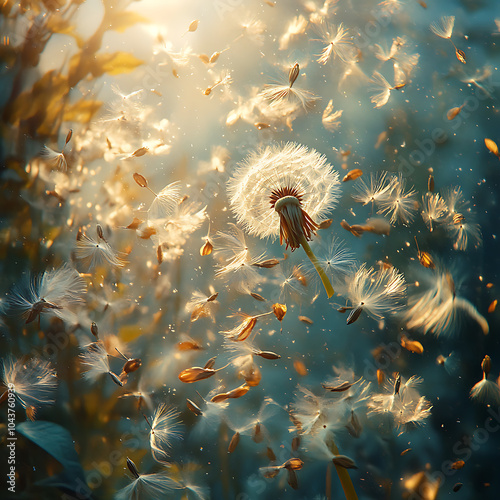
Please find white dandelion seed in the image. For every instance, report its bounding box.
[368,375,432,430]
[344,263,406,324]
[115,458,174,500]
[430,15,455,40]
[377,175,418,225]
[312,22,355,65]
[147,403,182,463]
[7,263,86,324]
[352,171,394,208]
[76,230,126,270]
[309,237,356,287]
[80,342,123,386]
[259,63,319,110]
[40,146,68,172]
[421,193,448,232]
[1,356,57,410]
[405,268,489,336]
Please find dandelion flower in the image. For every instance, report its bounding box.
[227,142,341,297]
[344,264,406,324]
[146,403,182,463]
[115,458,174,500]
[7,263,86,324]
[1,356,57,411]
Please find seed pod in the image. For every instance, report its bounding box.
[485,138,500,157]
[291,436,300,451]
[91,321,99,338]
[65,129,73,145]
[250,292,266,302]
[346,410,362,438]
[255,350,281,360]
[188,20,199,32]
[109,371,124,387]
[488,300,497,313]
[156,245,163,264]
[122,358,141,374]
[453,482,463,492]
[318,219,333,229]
[131,147,148,158]
[451,460,465,470]
[428,174,435,192]
[254,122,271,130]
[394,373,402,395]
[96,224,105,240]
[127,458,140,479]
[133,172,148,188]
[287,469,299,490]
[293,360,307,376]
[186,399,203,416]
[244,365,262,387]
[455,48,466,64]
[228,432,240,453]
[400,334,424,354]
[346,305,363,324]
[267,447,276,461]
[178,367,215,383]
[288,63,300,87]
[401,448,412,456]
[283,458,304,471]
[272,303,287,321]
[298,315,313,325]
[332,455,358,469]
[236,317,257,341]
[207,292,218,302]
[209,51,222,63]
[200,239,213,256]
[204,356,217,369]
[253,423,263,443]
[481,355,491,376]
[322,380,355,392]
[253,259,280,268]
[376,369,385,385]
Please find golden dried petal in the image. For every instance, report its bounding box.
[293,360,307,376]
[342,169,363,182]
[485,138,499,157]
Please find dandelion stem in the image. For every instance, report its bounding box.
[299,235,335,298]
[330,440,358,500]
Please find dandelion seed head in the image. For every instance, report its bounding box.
[228,143,341,249]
